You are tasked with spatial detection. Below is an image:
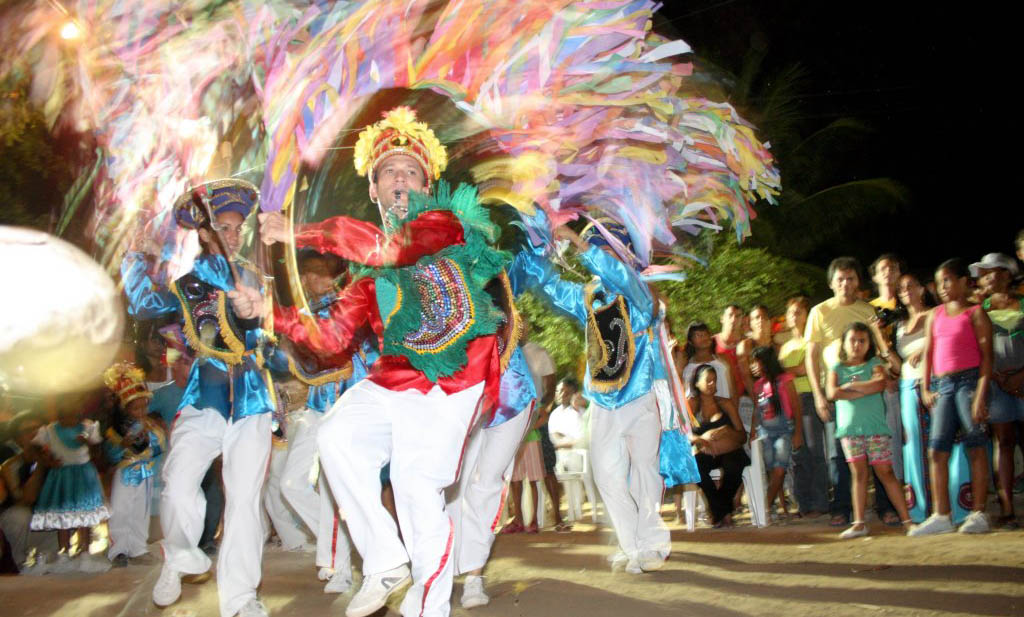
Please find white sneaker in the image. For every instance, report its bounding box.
[958,511,990,534]
[324,568,353,594]
[460,575,490,608]
[285,543,316,553]
[839,523,868,539]
[237,598,269,617]
[637,550,664,572]
[907,513,955,537]
[152,565,182,607]
[624,556,643,575]
[318,567,334,582]
[77,552,112,573]
[607,551,629,571]
[345,564,411,617]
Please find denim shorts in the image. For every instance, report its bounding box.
[989,380,1024,424]
[759,415,793,470]
[928,368,989,452]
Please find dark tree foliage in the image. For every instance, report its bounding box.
[0,83,71,230]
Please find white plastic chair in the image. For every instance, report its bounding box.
[534,480,545,529]
[555,448,600,523]
[681,484,699,532]
[689,437,768,528]
[745,437,768,527]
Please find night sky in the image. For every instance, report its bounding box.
[657,1,1017,274]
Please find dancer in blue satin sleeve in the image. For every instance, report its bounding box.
[510,219,669,574]
[446,271,536,609]
[120,179,275,617]
[264,251,379,595]
[649,304,701,496]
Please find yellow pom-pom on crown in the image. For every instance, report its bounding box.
[354,107,448,185]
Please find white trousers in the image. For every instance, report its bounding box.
[446,402,533,576]
[589,391,669,558]
[107,474,153,559]
[317,380,484,617]
[264,442,311,550]
[281,408,351,571]
[160,406,271,617]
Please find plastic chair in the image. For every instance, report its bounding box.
[744,437,769,527]
[681,484,699,532]
[689,437,768,528]
[555,448,600,523]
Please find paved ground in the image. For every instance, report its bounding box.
[2,502,1023,617]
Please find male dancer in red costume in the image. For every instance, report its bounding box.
[260,107,505,617]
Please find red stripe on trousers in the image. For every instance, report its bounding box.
[419,517,454,617]
[331,510,339,569]
[490,482,510,532]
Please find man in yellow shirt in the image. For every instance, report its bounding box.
[804,257,897,527]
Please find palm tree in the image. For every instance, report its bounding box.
[699,46,911,263]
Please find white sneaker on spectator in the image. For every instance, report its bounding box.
[324,568,353,594]
[907,513,954,537]
[637,550,665,572]
[318,567,334,582]
[958,511,990,534]
[77,552,112,573]
[237,597,269,617]
[461,575,490,608]
[839,523,868,539]
[152,565,182,607]
[345,563,411,617]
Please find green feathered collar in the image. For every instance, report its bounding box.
[363,181,510,380]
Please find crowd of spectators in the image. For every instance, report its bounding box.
[498,230,1024,537]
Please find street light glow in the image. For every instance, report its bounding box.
[59,20,81,40]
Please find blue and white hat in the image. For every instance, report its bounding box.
[173,178,259,230]
[581,218,639,267]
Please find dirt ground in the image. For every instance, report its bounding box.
[3,496,1022,617]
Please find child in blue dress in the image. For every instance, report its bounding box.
[29,399,110,569]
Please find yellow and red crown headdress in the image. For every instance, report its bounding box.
[102,362,152,407]
[353,107,448,187]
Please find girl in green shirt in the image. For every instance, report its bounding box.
[827,322,911,539]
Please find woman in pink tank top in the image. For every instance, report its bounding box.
[931,304,982,376]
[911,259,994,537]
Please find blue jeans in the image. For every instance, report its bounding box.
[989,380,1024,424]
[929,368,989,452]
[760,415,794,470]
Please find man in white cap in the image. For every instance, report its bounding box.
[970,252,1024,529]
